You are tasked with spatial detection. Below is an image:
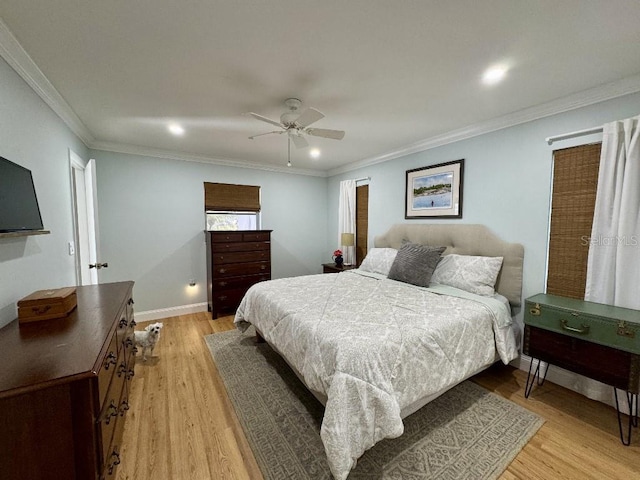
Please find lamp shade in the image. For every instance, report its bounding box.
[341,233,355,247]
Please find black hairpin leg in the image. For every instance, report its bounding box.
[524,358,549,398]
[614,388,639,446]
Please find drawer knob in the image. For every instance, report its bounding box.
[260,265,266,270]
[529,303,541,316]
[126,369,135,380]
[560,319,590,334]
[119,318,128,328]
[219,268,226,274]
[125,337,134,348]
[218,281,227,287]
[130,319,137,328]
[218,296,227,301]
[104,352,117,370]
[105,401,119,425]
[108,451,121,474]
[119,399,130,416]
[117,362,127,377]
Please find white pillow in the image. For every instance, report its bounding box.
[429,254,503,296]
[359,248,398,276]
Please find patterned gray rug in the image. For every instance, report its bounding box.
[205,329,544,480]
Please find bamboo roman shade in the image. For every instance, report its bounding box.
[546,143,601,299]
[355,185,369,266]
[204,182,260,212]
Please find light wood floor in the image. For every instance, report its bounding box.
[117,313,640,480]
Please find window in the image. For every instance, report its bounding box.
[204,182,261,231]
[206,211,259,231]
[546,143,601,299]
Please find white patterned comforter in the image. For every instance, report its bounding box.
[234,270,518,480]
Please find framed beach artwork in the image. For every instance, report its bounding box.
[405,159,464,219]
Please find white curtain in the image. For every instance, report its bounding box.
[338,179,356,265]
[580,115,640,410]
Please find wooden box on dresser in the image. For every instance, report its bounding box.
[0,281,136,480]
[206,230,272,319]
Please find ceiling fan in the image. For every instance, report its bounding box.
[247,98,345,149]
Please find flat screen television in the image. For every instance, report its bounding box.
[0,156,44,233]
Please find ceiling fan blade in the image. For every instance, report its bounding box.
[248,130,284,140]
[290,133,309,149]
[307,128,345,140]
[295,108,324,128]
[248,112,283,128]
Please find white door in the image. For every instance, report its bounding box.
[70,150,101,285]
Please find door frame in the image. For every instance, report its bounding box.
[69,149,99,285]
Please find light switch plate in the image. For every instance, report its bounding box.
[68,241,75,255]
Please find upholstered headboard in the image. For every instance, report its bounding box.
[374,224,524,307]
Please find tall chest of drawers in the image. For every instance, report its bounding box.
[206,230,272,318]
[0,281,136,479]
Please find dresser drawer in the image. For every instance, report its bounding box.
[210,232,244,243]
[211,250,270,264]
[212,241,270,253]
[524,325,640,393]
[212,287,251,309]
[525,296,640,354]
[212,274,270,290]
[243,232,270,242]
[212,261,270,278]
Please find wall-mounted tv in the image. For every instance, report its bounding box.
[0,156,44,233]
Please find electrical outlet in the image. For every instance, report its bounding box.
[68,241,75,255]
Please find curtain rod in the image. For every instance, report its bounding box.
[355,176,371,183]
[545,126,603,145]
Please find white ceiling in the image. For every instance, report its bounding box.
[1,1,640,175]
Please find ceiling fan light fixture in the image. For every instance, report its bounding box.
[310,148,320,159]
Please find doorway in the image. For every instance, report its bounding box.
[69,150,99,285]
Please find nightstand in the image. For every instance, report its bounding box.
[523,293,640,445]
[322,263,357,274]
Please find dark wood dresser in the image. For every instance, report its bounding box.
[206,230,272,319]
[0,281,136,479]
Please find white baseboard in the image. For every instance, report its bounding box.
[134,302,208,323]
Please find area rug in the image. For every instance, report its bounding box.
[205,329,544,480]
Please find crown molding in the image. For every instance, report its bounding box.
[0,18,95,145]
[328,74,640,177]
[90,141,328,177]
[3,15,639,179]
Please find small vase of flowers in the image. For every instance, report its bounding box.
[333,249,344,267]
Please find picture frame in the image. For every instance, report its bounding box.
[405,159,464,219]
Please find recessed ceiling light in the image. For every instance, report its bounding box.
[482,65,508,85]
[310,148,321,159]
[168,123,185,136]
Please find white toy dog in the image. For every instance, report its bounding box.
[134,322,163,361]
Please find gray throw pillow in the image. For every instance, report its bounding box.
[387,243,446,287]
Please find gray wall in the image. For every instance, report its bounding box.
[328,92,640,326]
[0,56,89,328]
[91,150,328,312]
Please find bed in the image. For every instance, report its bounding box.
[234,224,524,480]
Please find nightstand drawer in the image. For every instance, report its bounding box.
[525,294,640,354]
[524,325,640,393]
